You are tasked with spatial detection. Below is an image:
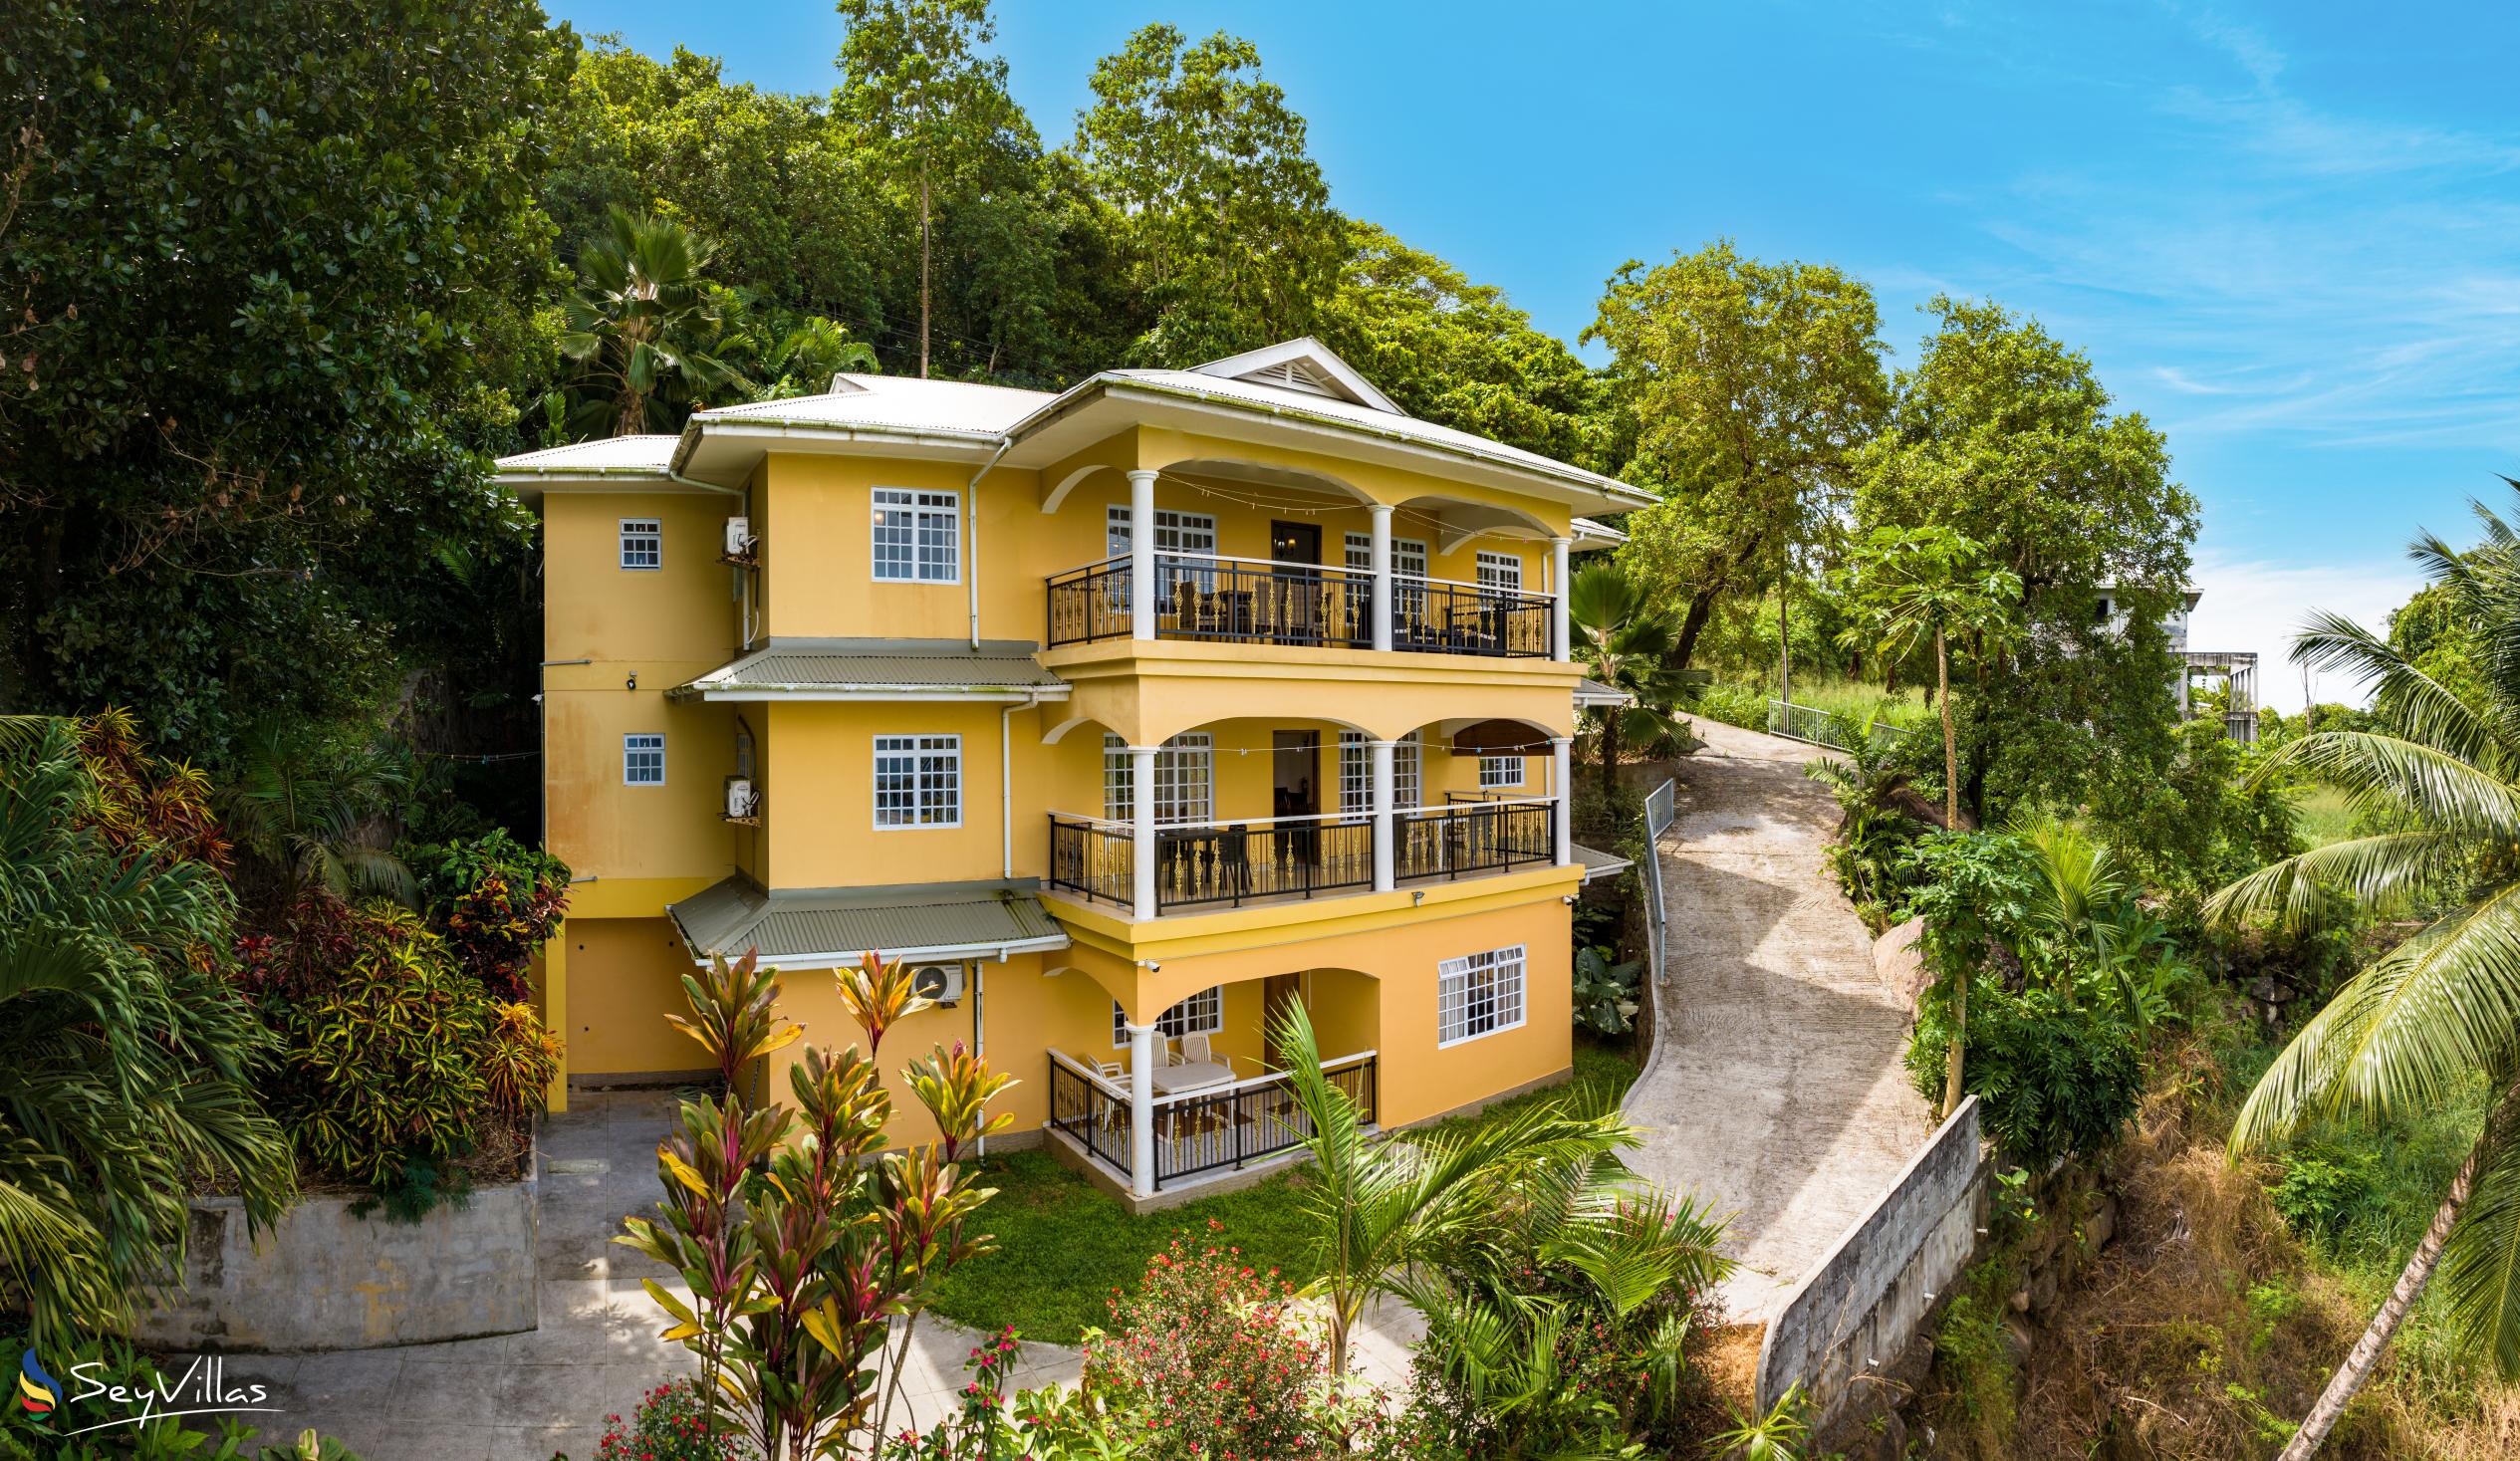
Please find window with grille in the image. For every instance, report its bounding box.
[620,519,662,571]
[872,488,960,582]
[1478,754,1523,789]
[1112,985,1225,1047]
[874,734,960,828]
[1101,734,1212,824]
[1343,534,1428,576]
[1337,732,1422,814]
[623,734,665,786]
[1437,945,1526,1046]
[1476,550,1523,593]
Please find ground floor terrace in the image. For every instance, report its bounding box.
[544,868,1581,1204]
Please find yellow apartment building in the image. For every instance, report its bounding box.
[497,338,1645,1204]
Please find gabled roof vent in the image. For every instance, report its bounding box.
[1187,337,1403,415]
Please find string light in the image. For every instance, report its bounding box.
[1150,467,1540,548]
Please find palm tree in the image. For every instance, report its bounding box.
[1568,561,1690,807]
[2204,496,2520,1458]
[2012,811,2147,1025]
[557,208,745,437]
[1273,1001,1724,1377]
[219,722,417,907]
[0,716,294,1347]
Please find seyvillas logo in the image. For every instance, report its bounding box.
[12,1351,281,1436]
[17,1350,61,1415]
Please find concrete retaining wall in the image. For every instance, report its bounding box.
[1754,1095,1987,1437]
[135,1172,539,1352]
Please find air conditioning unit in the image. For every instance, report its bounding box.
[723,516,756,559]
[723,777,756,819]
[909,963,965,1005]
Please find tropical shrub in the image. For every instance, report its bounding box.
[414,829,570,1000]
[245,900,558,1192]
[1908,987,2142,1169]
[0,714,292,1347]
[1571,945,1642,1036]
[1084,1225,1342,1461]
[598,1378,743,1461]
[617,952,1014,1459]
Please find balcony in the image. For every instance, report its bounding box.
[1047,1046,1378,1195]
[1046,551,1556,659]
[1045,797,1559,915]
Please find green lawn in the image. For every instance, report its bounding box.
[2292,785,2359,849]
[930,1038,1642,1343]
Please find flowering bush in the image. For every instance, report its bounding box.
[598,1378,742,1461]
[1083,1222,1346,1461]
[415,828,568,999]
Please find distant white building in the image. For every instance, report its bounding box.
[2096,586,2256,742]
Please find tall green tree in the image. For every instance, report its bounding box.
[1072,25,1342,365]
[1585,241,1890,667]
[0,0,568,761]
[1837,525,2021,1115]
[836,0,1034,378]
[2205,495,2520,1459]
[0,714,293,1348]
[1856,296,2195,825]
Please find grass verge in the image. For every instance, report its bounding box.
[931,1038,1642,1343]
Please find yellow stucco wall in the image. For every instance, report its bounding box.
[561,916,715,1077]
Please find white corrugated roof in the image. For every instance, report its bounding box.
[496,435,679,472]
[696,374,1049,437]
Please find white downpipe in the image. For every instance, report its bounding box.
[1551,536,1573,662]
[1552,736,1574,865]
[1370,738,1395,892]
[1130,745,1157,919]
[1126,1021,1157,1197]
[964,436,1013,650]
[1128,469,1157,641]
[1369,503,1393,652]
[1001,692,1040,880]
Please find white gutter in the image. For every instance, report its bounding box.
[964,435,1014,649]
[725,933,1072,971]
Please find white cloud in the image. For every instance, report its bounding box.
[2186,551,2422,711]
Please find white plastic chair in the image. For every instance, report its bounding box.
[1179,1032,1214,1068]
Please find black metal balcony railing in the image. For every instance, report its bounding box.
[1049,813,1376,912]
[1390,573,1554,658]
[1046,552,1550,657]
[1048,1049,1378,1191]
[1394,799,1556,883]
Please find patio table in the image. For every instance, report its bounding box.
[1150,1060,1232,1095]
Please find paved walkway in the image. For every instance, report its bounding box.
[224,1093,1423,1460]
[1624,718,1934,1325]
[225,1093,1084,1461]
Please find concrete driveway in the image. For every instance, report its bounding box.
[1624,717,1935,1325]
[223,1092,1081,1461]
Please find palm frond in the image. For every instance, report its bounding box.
[2438,1105,2520,1378]
[2273,730,2520,840]
[2204,829,2473,931]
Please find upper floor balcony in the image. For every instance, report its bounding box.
[1046,552,1557,658]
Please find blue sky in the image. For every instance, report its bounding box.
[549,0,2520,709]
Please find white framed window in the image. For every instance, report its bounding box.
[873,488,960,583]
[1476,550,1523,593]
[874,734,961,828]
[1113,985,1225,1047]
[1344,534,1427,578]
[1102,733,1213,824]
[620,518,662,571]
[1478,754,1524,789]
[1111,505,1220,597]
[1337,731,1422,815]
[624,733,666,786]
[1438,945,1527,1047]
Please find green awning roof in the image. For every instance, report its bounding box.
[668,638,1070,702]
[666,875,1070,968]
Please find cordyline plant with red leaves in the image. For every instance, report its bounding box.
[618,949,1013,1461]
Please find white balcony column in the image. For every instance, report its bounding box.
[1551,735,1574,866]
[1128,468,1158,641]
[1550,535,1574,661]
[1370,737,1396,892]
[1125,1020,1157,1198]
[1129,744,1158,919]
[1369,503,1394,652]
